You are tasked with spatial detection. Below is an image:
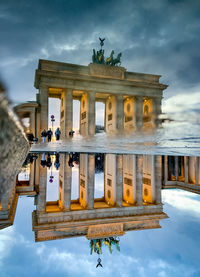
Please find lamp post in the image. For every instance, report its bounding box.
[49,167,54,183]
[51,115,55,129]
[51,115,55,138]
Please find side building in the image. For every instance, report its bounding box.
[162,156,200,194]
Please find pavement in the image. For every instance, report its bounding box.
[30,132,200,156]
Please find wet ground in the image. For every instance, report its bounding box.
[31,121,200,156]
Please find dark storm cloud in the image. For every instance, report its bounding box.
[0,0,200,102]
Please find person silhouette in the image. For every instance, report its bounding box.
[55,127,61,140]
[46,153,52,168]
[41,129,47,142]
[47,128,53,142]
[54,153,60,170]
[40,153,46,167]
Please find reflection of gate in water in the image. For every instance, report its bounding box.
[143,155,155,203]
[104,154,116,206]
[123,155,136,204]
[79,154,88,207]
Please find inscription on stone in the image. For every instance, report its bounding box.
[86,223,125,239]
[89,63,126,80]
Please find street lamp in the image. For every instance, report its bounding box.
[49,176,54,183]
[51,115,55,138]
[49,167,54,183]
[51,115,55,129]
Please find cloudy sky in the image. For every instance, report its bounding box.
[0,0,200,107]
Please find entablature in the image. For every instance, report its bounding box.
[34,59,168,95]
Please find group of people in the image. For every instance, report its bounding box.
[41,128,61,142]
[40,153,60,170]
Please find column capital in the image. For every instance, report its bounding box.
[134,95,143,100]
[152,95,163,99]
[115,93,123,99]
[87,90,96,99]
[63,88,73,94]
[39,85,49,91]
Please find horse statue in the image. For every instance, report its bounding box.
[98,49,105,64]
[105,50,114,65]
[92,49,97,63]
[111,52,122,66]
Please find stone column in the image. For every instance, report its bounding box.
[155,156,162,204]
[104,101,107,132]
[195,157,199,185]
[87,154,95,209]
[36,109,41,140]
[152,97,162,127]
[135,96,143,130]
[132,155,137,203]
[151,155,156,202]
[164,156,168,184]
[63,89,73,138]
[136,155,143,205]
[29,110,36,135]
[184,156,188,184]
[79,154,88,207]
[80,95,84,136]
[35,156,40,184]
[116,94,124,132]
[34,157,40,206]
[87,91,96,136]
[175,156,178,181]
[39,86,48,135]
[37,155,47,212]
[116,155,123,207]
[61,154,72,210]
[29,161,35,186]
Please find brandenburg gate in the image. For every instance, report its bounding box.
[33,53,167,139]
[15,40,167,139]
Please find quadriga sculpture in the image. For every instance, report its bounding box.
[92,49,97,63]
[98,49,105,64]
[105,50,114,65]
[92,38,122,66]
[111,52,122,66]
